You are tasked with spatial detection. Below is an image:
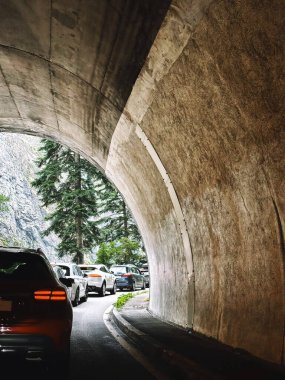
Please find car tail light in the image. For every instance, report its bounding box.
[34,289,67,301]
[88,273,102,278]
[122,273,132,277]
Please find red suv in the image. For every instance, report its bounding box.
[0,247,73,374]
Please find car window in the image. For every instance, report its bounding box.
[75,266,83,277]
[58,265,70,276]
[101,266,108,273]
[53,266,65,279]
[0,252,52,282]
[111,266,127,275]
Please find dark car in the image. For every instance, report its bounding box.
[110,264,146,291]
[0,246,73,374]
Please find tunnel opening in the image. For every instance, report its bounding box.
[0,131,147,271]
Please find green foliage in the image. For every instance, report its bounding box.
[96,237,146,267]
[0,194,9,212]
[0,234,25,247]
[94,173,142,245]
[32,139,100,262]
[32,139,144,264]
[114,292,134,309]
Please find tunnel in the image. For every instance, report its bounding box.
[0,0,284,367]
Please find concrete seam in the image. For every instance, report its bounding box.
[0,44,122,114]
[49,0,52,60]
[135,125,193,275]
[0,65,24,126]
[272,197,285,364]
[135,125,194,326]
[48,63,60,131]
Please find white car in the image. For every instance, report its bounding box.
[52,264,73,300]
[78,264,117,297]
[54,262,88,306]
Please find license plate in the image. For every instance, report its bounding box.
[0,300,12,312]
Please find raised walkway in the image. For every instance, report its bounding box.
[109,291,285,380]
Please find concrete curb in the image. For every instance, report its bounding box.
[111,306,223,380]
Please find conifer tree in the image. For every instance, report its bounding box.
[94,173,142,245]
[32,139,143,263]
[32,139,100,263]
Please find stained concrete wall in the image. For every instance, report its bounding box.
[107,0,285,364]
[0,0,284,365]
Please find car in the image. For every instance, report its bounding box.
[52,264,73,300]
[54,262,88,306]
[0,246,73,373]
[110,264,146,291]
[78,264,117,297]
[139,263,150,287]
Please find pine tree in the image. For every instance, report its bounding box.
[32,139,100,263]
[94,173,142,245]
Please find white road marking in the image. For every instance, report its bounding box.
[103,305,170,380]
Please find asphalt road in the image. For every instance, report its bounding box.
[2,292,156,380]
[69,292,156,380]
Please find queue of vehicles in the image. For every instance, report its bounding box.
[51,260,149,304]
[0,245,150,374]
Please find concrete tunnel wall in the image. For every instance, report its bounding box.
[0,0,284,366]
[107,0,285,364]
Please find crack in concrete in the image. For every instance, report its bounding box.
[238,189,252,222]
[48,63,60,131]
[49,0,52,60]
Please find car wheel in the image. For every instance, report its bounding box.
[131,282,136,291]
[110,282,117,295]
[81,287,88,302]
[141,280,146,290]
[72,287,80,306]
[99,282,106,297]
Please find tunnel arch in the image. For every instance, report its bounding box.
[0,0,285,366]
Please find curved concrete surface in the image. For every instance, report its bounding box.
[0,0,284,366]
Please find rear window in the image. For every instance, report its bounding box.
[80,266,98,272]
[111,266,128,275]
[0,252,52,282]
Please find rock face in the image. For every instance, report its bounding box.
[0,133,59,261]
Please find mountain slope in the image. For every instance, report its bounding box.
[0,132,59,260]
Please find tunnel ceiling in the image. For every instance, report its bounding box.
[0,0,170,166]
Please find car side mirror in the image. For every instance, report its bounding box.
[83,273,88,277]
[110,270,114,274]
[60,277,74,287]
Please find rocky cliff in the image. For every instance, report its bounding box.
[0,132,59,261]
